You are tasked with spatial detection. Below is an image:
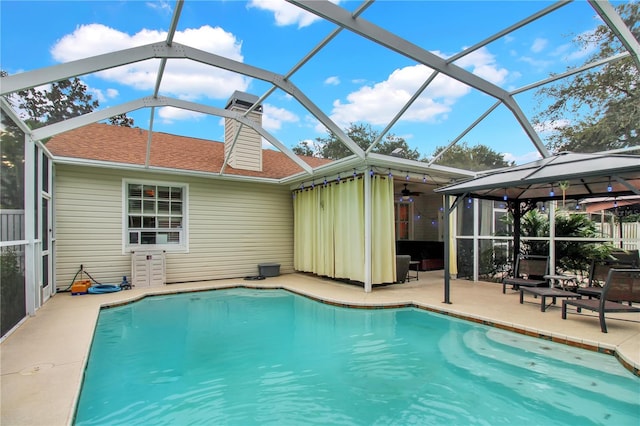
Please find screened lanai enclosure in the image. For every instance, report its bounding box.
[1,0,639,337]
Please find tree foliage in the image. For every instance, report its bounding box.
[293,123,515,171]
[0,71,134,208]
[431,142,514,171]
[109,113,135,127]
[292,123,420,160]
[534,3,639,153]
[0,119,25,209]
[518,209,612,274]
[16,77,99,128]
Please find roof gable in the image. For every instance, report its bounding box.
[46,123,331,179]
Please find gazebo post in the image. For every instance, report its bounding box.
[512,201,522,267]
[444,194,451,304]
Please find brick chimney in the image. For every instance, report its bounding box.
[224,91,263,172]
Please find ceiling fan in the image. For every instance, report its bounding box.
[400,184,421,197]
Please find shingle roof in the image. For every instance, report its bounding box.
[46,123,331,179]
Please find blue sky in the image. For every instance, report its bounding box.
[0,0,621,164]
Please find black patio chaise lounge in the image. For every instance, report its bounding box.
[562,268,640,333]
[502,254,549,294]
[578,259,635,300]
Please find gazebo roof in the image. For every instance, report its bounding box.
[436,151,640,202]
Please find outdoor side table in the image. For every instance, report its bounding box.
[408,261,420,281]
[519,287,582,312]
[544,274,578,290]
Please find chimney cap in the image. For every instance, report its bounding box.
[226,91,263,112]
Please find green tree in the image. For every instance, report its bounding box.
[0,71,134,208]
[0,117,25,209]
[534,3,639,153]
[16,77,99,128]
[291,140,318,157]
[431,142,514,171]
[109,113,134,127]
[517,209,612,274]
[293,123,420,160]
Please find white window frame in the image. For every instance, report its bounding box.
[395,201,414,240]
[122,179,189,253]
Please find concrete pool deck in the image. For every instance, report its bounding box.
[2,271,639,425]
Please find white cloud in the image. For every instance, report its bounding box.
[157,106,205,124]
[262,103,299,131]
[89,87,119,103]
[88,88,106,103]
[306,114,327,135]
[534,119,570,134]
[551,43,572,57]
[565,43,597,62]
[519,56,554,71]
[106,88,119,98]
[503,151,542,165]
[328,47,509,129]
[248,0,323,28]
[146,1,172,14]
[558,29,598,62]
[453,47,509,85]
[531,38,548,53]
[324,76,340,86]
[330,61,478,128]
[50,24,250,100]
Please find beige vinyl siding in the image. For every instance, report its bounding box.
[54,166,126,288]
[412,193,444,241]
[54,164,293,290]
[224,111,263,172]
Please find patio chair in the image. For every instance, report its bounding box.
[608,249,639,267]
[502,254,549,294]
[396,255,411,283]
[577,260,634,300]
[562,268,640,333]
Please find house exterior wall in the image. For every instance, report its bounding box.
[412,192,444,241]
[53,164,293,289]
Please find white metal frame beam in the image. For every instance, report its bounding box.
[366,2,569,159]
[1,42,364,160]
[288,0,550,157]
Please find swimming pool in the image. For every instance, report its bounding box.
[75,288,639,425]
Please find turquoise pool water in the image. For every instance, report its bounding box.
[75,288,640,425]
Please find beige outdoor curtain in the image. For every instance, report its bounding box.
[294,174,396,284]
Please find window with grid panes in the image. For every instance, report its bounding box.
[395,202,413,240]
[126,183,185,249]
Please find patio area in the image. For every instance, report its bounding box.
[2,271,639,426]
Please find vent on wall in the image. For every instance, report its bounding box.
[131,250,166,287]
